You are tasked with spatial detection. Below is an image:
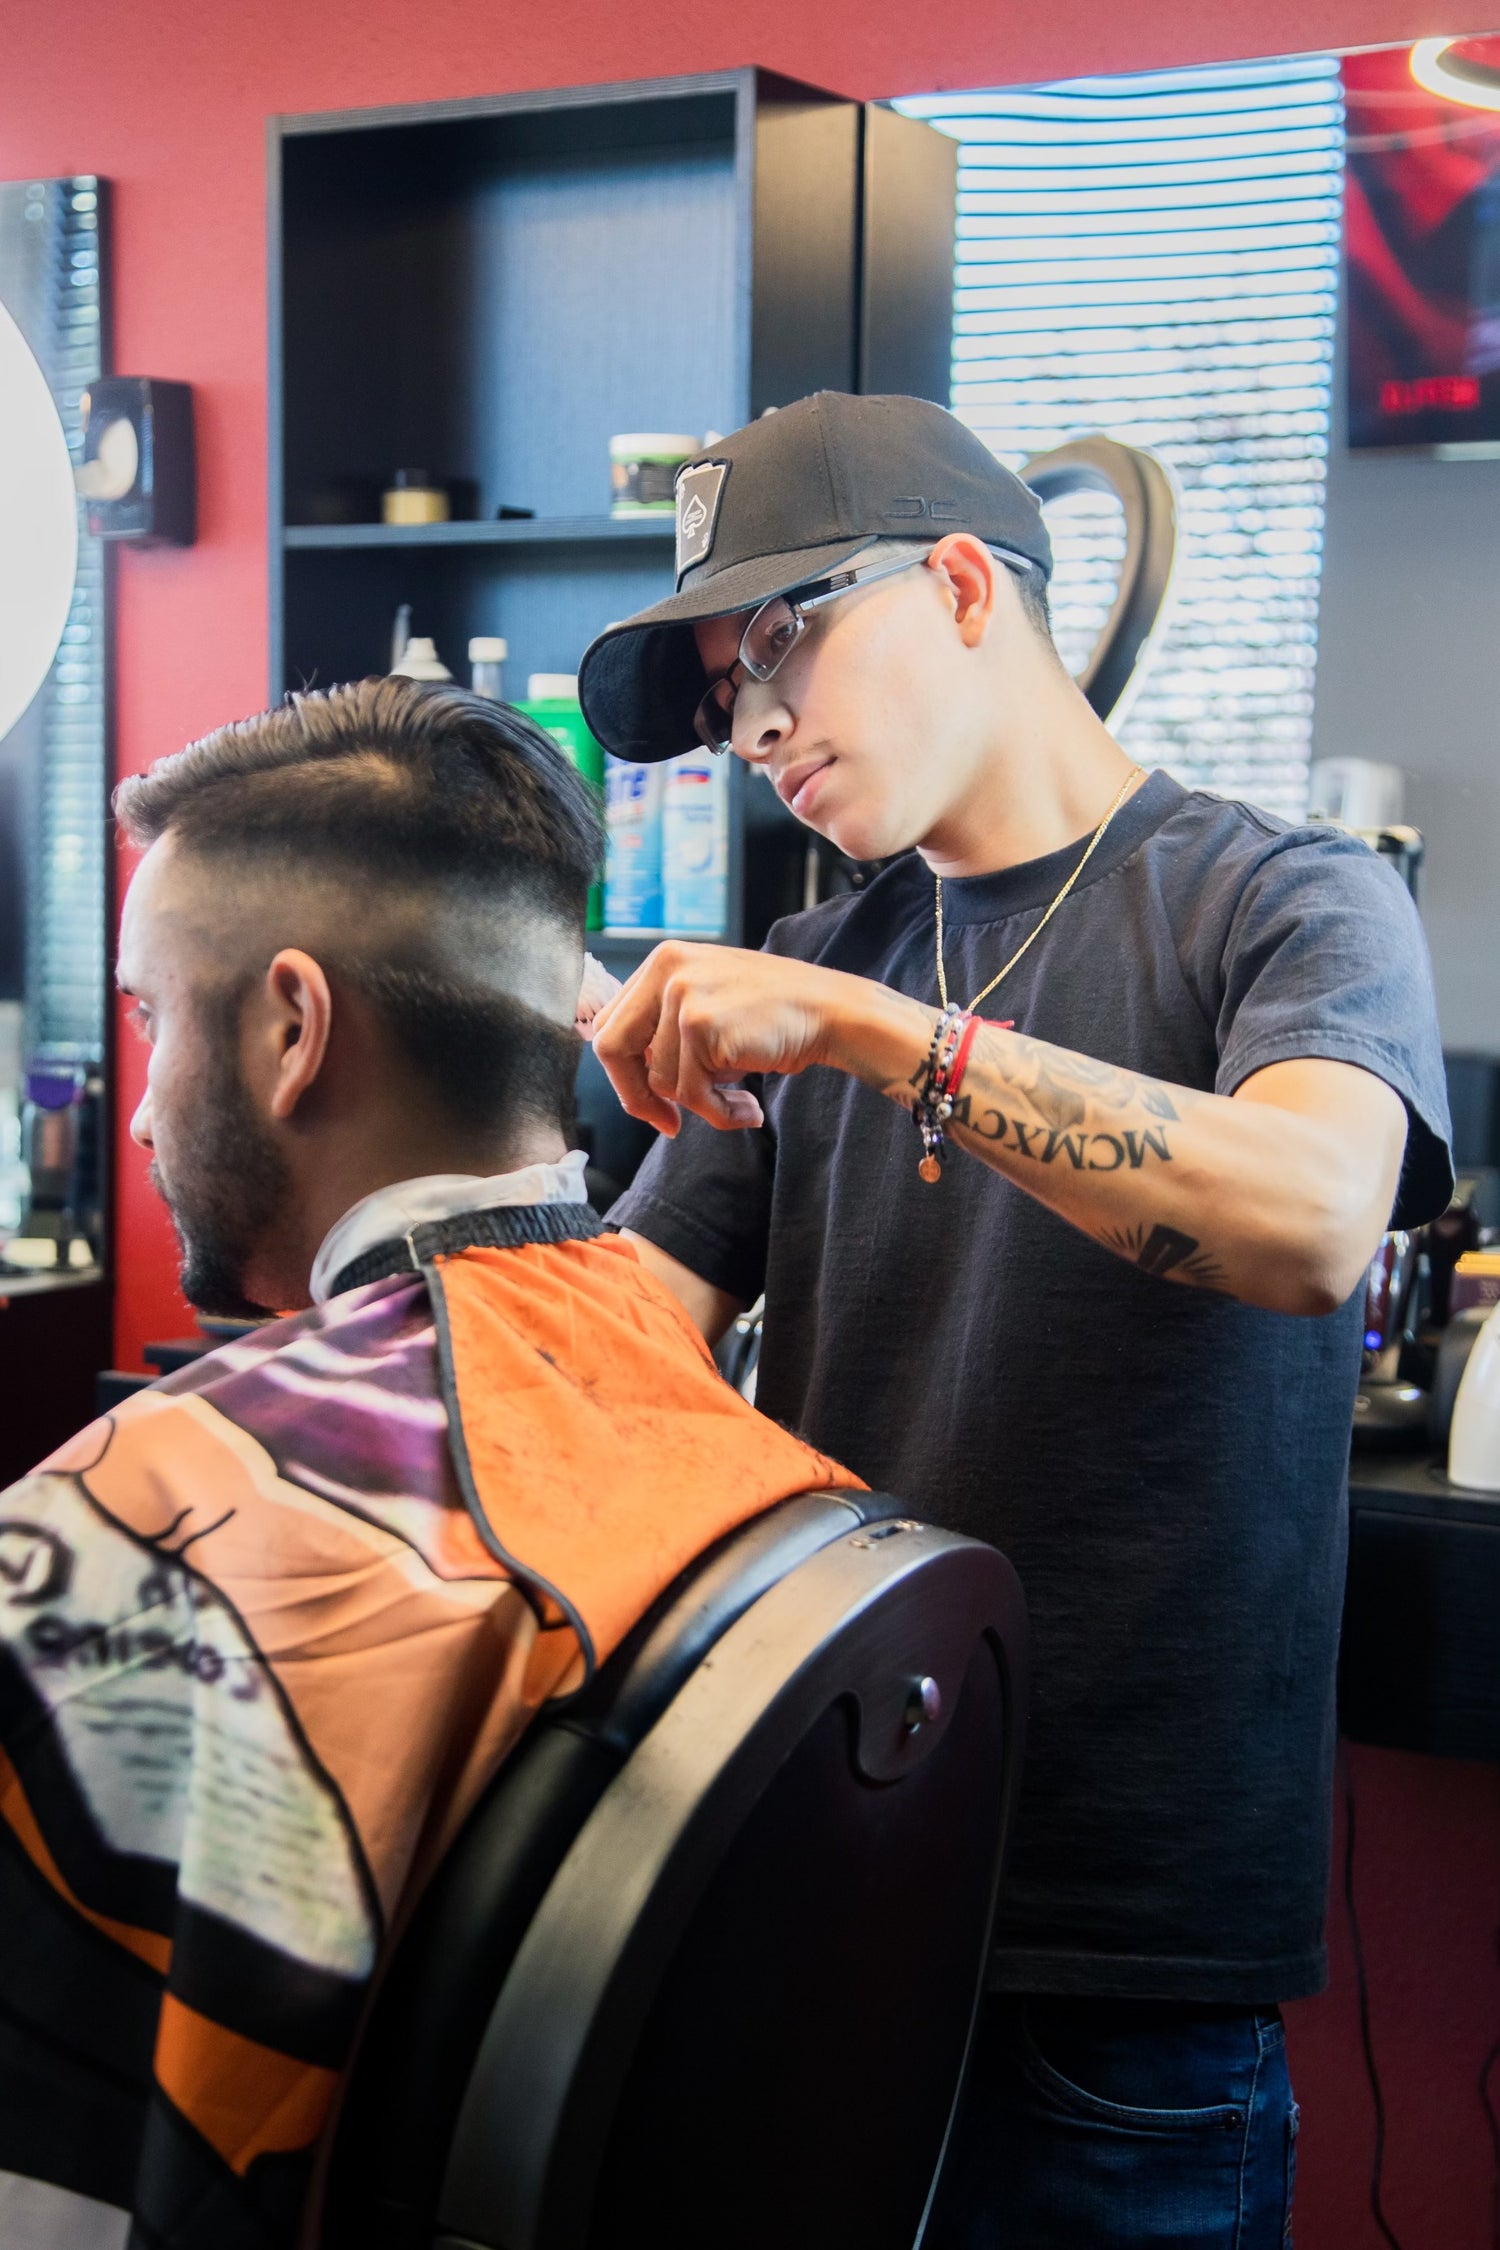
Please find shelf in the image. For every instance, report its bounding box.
[283,516,678,553]
[595,929,727,950]
[0,1264,105,1302]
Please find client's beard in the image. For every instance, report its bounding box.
[151,1037,292,1321]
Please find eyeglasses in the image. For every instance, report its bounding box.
[691,543,1035,755]
[691,551,929,756]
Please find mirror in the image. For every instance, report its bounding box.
[0,176,109,1284]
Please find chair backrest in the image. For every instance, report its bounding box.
[322,1492,1027,2250]
[1021,434,1178,725]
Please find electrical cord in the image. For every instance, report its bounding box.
[1339,1742,1409,2250]
[1484,1765,1500,2250]
[1483,2026,1500,2250]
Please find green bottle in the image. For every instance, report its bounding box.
[516,674,605,931]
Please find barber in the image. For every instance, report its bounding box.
[578,393,1452,2250]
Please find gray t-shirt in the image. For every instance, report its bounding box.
[611,771,1453,2003]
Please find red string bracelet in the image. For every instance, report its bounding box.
[946,1013,981,1103]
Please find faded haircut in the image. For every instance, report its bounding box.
[114,677,606,1137]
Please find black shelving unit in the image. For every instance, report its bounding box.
[268,69,954,925]
[267,70,954,1187]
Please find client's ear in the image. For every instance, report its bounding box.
[257,948,335,1122]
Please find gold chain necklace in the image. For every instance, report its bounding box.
[935,765,1144,1015]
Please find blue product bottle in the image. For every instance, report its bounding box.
[661,750,729,934]
[604,757,665,933]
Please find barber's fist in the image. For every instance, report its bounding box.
[591,943,866,1135]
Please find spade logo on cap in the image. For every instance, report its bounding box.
[675,460,729,581]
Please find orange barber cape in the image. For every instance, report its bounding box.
[0,1205,859,2249]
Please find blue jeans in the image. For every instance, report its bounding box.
[926,1995,1299,2250]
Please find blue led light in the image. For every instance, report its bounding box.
[1364,1331,1384,1350]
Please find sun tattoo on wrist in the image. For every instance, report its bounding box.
[1099,1221,1229,1292]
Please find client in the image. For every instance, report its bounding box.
[0,679,858,2250]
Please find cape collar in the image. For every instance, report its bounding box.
[310,1153,589,1304]
[327,1199,604,1299]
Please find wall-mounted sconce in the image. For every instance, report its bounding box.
[76,377,196,546]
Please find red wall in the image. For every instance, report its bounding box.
[7,6,1496,2247]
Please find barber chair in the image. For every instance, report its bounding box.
[321,1491,1028,2250]
[1020,434,1179,727]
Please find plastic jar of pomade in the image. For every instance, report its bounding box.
[609,434,699,516]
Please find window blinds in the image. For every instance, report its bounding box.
[898,58,1344,819]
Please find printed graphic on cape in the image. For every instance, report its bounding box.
[1,1458,379,1983]
[153,1272,474,1561]
[0,1272,539,2243]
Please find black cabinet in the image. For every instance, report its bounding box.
[1341,1457,1500,1762]
[0,1280,112,1487]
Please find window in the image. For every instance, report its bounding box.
[898,57,1344,819]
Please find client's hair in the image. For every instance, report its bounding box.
[114,677,605,1137]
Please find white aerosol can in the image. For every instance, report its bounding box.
[1449,1300,1500,1494]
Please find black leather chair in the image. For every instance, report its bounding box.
[1022,433,1180,725]
[321,1490,1028,2250]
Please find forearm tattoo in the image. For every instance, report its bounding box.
[970,1029,1185,1131]
[946,1095,1172,1172]
[903,1028,1185,1167]
[897,1024,1228,1292]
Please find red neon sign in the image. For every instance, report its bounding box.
[1380,375,1482,415]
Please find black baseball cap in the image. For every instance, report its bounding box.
[577,391,1053,764]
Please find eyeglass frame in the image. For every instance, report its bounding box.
[691,541,1038,755]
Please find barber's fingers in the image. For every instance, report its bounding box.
[593,944,764,1136]
[652,995,766,1133]
[592,973,682,1135]
[715,1084,765,1128]
[672,1045,766,1132]
[606,979,757,1135]
[618,1046,682,1138]
[643,984,682,1085]
[595,1028,677,1134]
[641,993,753,1133]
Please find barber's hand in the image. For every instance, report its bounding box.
[591,943,885,1136]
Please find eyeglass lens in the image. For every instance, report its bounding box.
[740,597,804,681]
[694,675,737,753]
[692,595,809,752]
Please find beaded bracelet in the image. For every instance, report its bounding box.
[913,1004,972,1182]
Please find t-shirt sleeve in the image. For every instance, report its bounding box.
[606,1095,775,1306]
[1213,830,1454,1228]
